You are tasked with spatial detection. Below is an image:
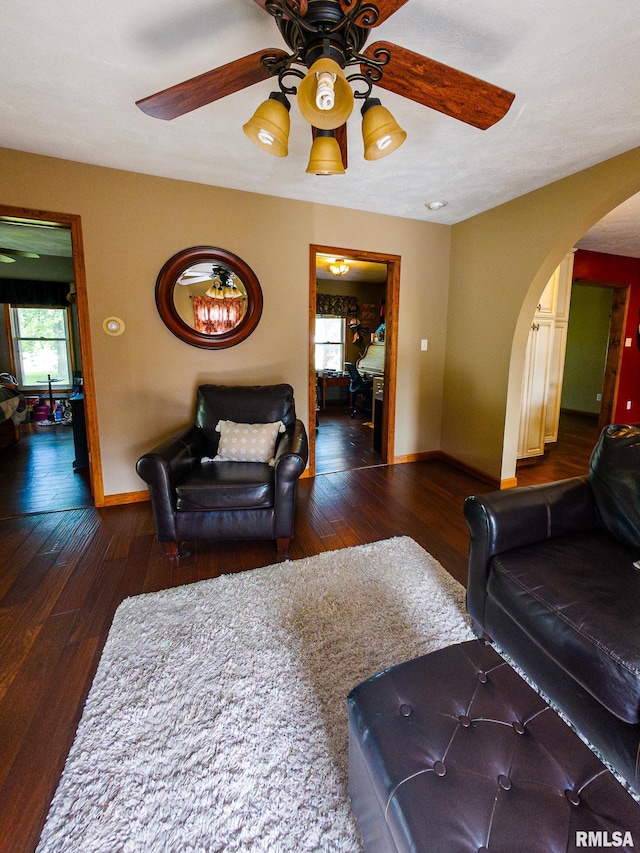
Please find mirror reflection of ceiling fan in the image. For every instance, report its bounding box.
[0,248,40,264]
[177,263,220,285]
[176,263,238,296]
[136,0,515,174]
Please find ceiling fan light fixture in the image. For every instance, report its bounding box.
[136,2,515,177]
[361,98,407,161]
[243,92,291,157]
[297,58,354,131]
[0,254,16,264]
[329,259,350,276]
[306,129,345,176]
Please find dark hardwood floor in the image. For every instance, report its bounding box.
[515,411,600,486]
[0,411,600,852]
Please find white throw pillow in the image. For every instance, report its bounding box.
[208,419,286,466]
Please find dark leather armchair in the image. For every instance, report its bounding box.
[344,362,373,417]
[136,384,308,558]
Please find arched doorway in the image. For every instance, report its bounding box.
[504,200,640,486]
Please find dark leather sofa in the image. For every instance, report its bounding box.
[136,383,308,558]
[464,424,640,797]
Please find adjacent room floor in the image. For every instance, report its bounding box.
[0,422,92,517]
[315,407,383,474]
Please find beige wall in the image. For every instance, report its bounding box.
[444,146,640,484]
[0,147,450,500]
[6,143,639,496]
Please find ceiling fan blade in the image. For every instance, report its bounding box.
[181,263,215,274]
[339,0,409,26]
[177,275,212,284]
[0,247,40,259]
[335,123,348,170]
[136,48,289,120]
[363,41,515,130]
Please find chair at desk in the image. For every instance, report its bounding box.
[344,362,373,418]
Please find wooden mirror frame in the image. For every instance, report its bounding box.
[155,246,263,349]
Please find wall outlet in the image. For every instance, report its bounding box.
[596,393,602,402]
[420,339,428,351]
[625,338,633,348]
[627,401,633,410]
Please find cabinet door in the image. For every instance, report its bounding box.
[518,318,554,458]
[544,321,568,443]
[554,251,576,322]
[537,269,559,316]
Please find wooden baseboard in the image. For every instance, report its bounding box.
[392,450,440,465]
[559,408,599,420]
[96,489,149,508]
[392,449,504,489]
[435,452,503,490]
[98,456,509,507]
[499,477,519,490]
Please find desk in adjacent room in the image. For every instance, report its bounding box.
[318,372,351,409]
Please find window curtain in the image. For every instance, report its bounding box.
[0,279,71,308]
[316,293,359,317]
[192,294,245,335]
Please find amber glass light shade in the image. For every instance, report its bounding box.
[243,93,291,157]
[306,130,345,175]
[297,58,354,130]
[361,98,406,161]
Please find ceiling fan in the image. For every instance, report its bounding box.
[0,248,40,264]
[136,0,515,174]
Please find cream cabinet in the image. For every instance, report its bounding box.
[517,251,576,459]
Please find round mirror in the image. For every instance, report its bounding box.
[155,246,263,348]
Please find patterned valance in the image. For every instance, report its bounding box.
[316,293,359,316]
[0,279,71,308]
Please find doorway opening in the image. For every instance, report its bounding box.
[515,259,629,485]
[309,245,400,477]
[0,205,100,517]
[563,280,629,431]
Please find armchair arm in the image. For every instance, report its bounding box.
[464,476,596,628]
[274,419,309,482]
[136,426,206,541]
[273,419,309,539]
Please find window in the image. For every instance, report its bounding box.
[315,316,346,372]
[10,306,73,389]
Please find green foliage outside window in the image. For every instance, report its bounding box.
[12,307,72,387]
[315,316,346,372]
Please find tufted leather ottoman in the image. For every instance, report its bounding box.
[347,640,640,852]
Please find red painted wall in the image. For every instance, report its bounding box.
[572,250,640,423]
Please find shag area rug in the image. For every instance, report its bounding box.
[37,536,474,852]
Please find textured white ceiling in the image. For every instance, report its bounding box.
[575,192,640,259]
[1,0,640,252]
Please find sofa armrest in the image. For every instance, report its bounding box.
[272,420,308,540]
[464,476,596,628]
[136,426,206,540]
[274,419,309,483]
